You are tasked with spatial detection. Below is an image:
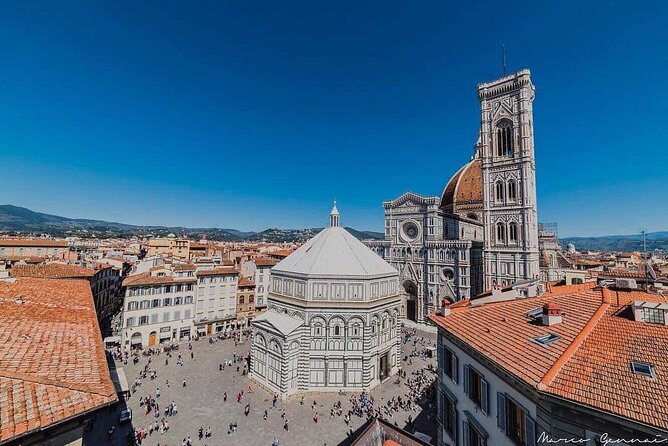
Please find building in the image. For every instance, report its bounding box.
[254,257,278,309]
[0,238,69,259]
[236,277,257,329]
[250,205,402,397]
[366,70,540,323]
[429,282,668,446]
[121,264,197,347]
[146,234,190,259]
[10,262,122,336]
[194,266,239,335]
[0,277,117,445]
[351,417,433,446]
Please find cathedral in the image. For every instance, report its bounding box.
[366,69,540,323]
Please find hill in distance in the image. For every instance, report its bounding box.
[0,205,384,242]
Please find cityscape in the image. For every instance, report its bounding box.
[1,2,667,446]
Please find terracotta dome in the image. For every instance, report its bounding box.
[440,158,483,215]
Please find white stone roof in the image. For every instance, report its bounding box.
[272,226,397,278]
[252,310,303,336]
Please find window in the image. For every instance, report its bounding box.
[497,393,536,446]
[463,419,485,446]
[463,365,489,414]
[313,323,323,337]
[127,301,138,311]
[239,296,245,304]
[496,121,513,157]
[138,316,149,326]
[150,313,158,324]
[496,223,506,243]
[174,310,181,320]
[439,391,456,438]
[249,295,254,303]
[495,181,505,202]
[334,325,340,336]
[642,307,666,325]
[439,345,459,383]
[351,323,361,337]
[163,312,170,322]
[126,317,135,328]
[509,222,518,243]
[533,333,561,346]
[508,180,517,201]
[165,285,172,293]
[631,361,656,378]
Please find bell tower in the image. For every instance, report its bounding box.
[478,69,539,289]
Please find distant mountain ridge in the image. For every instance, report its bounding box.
[561,232,668,252]
[0,205,384,242]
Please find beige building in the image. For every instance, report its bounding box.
[194,267,239,335]
[146,234,190,259]
[236,277,257,328]
[0,238,69,259]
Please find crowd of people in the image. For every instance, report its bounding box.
[101,327,435,445]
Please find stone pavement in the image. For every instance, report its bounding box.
[87,328,437,446]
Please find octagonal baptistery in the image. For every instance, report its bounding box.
[250,204,403,397]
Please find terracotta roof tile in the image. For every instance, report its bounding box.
[196,267,239,277]
[0,240,68,248]
[0,278,117,442]
[429,284,668,430]
[123,272,196,287]
[10,264,95,279]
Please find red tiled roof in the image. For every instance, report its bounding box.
[173,263,196,271]
[0,239,68,248]
[123,272,196,287]
[197,267,238,277]
[254,257,278,267]
[429,283,668,430]
[10,264,95,279]
[440,159,483,211]
[238,277,255,287]
[0,278,117,442]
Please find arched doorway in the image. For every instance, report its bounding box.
[402,281,418,322]
[149,331,157,346]
[130,332,142,349]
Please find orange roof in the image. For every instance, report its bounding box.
[0,278,117,442]
[429,283,668,430]
[173,263,196,271]
[197,267,238,277]
[0,239,68,248]
[238,277,255,287]
[123,272,196,287]
[10,263,95,279]
[440,159,483,211]
[254,257,278,267]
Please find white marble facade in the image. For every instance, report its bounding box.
[250,205,402,397]
[367,70,540,323]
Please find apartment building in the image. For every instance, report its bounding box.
[0,238,69,259]
[429,282,668,446]
[236,277,256,328]
[253,257,277,309]
[122,264,197,347]
[194,267,239,335]
[146,234,190,259]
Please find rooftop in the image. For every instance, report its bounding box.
[429,282,668,430]
[10,263,96,279]
[272,226,397,279]
[0,278,117,441]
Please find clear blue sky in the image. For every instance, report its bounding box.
[1,1,666,236]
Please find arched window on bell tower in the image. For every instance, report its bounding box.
[495,121,514,157]
[496,222,506,244]
[507,179,517,201]
[495,181,505,203]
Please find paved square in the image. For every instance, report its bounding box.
[88,328,437,446]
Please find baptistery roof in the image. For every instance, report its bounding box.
[272,226,397,278]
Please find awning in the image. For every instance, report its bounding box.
[109,367,129,395]
[104,336,121,345]
[130,337,142,345]
[159,332,171,339]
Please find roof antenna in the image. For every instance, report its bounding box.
[502,43,507,76]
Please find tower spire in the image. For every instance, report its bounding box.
[329,201,340,227]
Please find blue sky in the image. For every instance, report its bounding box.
[1,1,667,236]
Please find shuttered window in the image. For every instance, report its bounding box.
[463,365,489,415]
[497,392,537,446]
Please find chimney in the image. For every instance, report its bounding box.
[439,299,451,317]
[542,302,562,326]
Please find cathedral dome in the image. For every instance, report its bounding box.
[440,158,483,216]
